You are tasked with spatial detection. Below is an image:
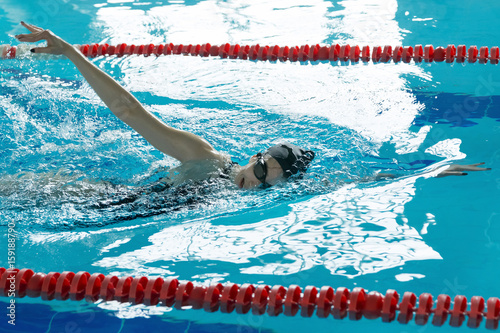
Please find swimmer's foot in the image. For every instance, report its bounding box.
[437,162,491,177]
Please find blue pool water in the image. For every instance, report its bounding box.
[1,0,500,332]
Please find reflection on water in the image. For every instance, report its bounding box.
[94,174,442,279]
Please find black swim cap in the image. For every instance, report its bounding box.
[265,143,315,178]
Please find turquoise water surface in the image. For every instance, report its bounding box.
[1,0,500,332]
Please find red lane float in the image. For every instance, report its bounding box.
[2,43,499,64]
[2,268,500,329]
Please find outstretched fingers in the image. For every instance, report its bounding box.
[16,30,48,43]
[471,162,491,170]
[436,170,467,177]
[21,21,43,33]
[437,162,491,177]
[460,163,491,171]
[31,46,53,54]
[15,22,68,55]
[16,21,51,44]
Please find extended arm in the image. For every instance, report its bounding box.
[373,162,491,180]
[15,22,221,163]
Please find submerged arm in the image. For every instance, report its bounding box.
[373,162,491,181]
[435,162,491,177]
[15,22,220,163]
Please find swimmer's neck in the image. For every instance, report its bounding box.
[229,163,242,181]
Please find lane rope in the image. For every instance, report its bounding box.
[2,267,500,329]
[1,43,499,64]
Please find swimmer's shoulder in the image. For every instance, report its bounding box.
[169,151,234,184]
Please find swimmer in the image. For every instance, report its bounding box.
[14,22,491,189]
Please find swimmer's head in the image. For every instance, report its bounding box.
[234,143,315,189]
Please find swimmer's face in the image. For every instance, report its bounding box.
[234,155,285,189]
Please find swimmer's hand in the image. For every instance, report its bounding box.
[15,21,71,55]
[436,162,491,177]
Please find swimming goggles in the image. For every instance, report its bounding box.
[253,153,268,184]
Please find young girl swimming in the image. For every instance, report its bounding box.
[14,21,490,191]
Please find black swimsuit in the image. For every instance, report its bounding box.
[87,161,239,222]
[219,161,238,179]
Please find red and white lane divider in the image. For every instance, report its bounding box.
[1,43,499,64]
[2,267,500,329]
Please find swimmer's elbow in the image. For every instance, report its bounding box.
[110,107,131,121]
[109,103,145,123]
[108,95,145,122]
